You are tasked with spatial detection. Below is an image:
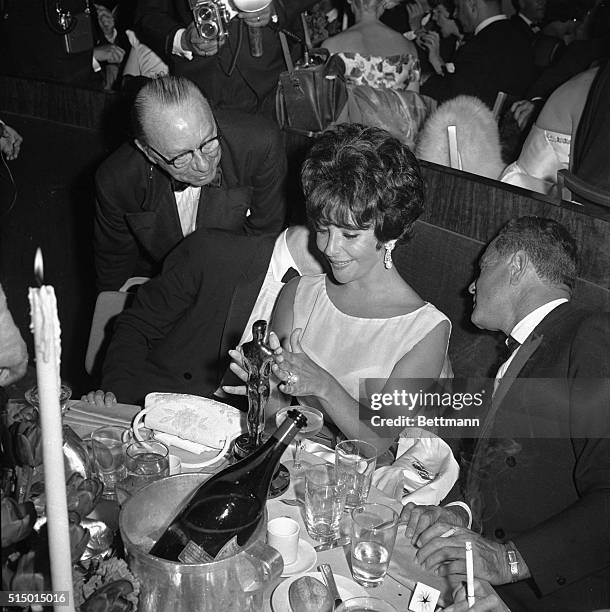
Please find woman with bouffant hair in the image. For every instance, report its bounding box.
[227,124,452,452]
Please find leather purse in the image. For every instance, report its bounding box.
[275,31,347,137]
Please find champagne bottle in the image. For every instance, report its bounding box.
[149,408,307,562]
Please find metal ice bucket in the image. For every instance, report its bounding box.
[119,473,283,611]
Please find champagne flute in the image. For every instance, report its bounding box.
[275,405,324,473]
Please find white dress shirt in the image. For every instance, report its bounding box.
[474,14,508,36]
[494,298,569,389]
[175,186,201,237]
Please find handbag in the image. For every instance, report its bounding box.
[62,2,95,55]
[132,393,246,468]
[275,31,347,137]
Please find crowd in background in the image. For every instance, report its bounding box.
[0,0,609,197]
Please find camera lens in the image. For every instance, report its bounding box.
[201,21,219,38]
[199,6,213,20]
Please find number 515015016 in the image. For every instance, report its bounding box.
[0,591,69,606]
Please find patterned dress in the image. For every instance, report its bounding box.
[337,51,421,91]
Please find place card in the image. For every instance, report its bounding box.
[409,582,441,612]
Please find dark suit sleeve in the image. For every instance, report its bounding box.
[244,119,287,235]
[134,0,185,60]
[421,39,490,104]
[512,314,610,596]
[94,166,141,292]
[100,236,205,403]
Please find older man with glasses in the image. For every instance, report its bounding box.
[94,75,287,291]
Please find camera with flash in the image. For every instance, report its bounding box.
[188,0,229,42]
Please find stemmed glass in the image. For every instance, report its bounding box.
[275,405,324,474]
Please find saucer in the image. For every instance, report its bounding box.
[272,571,368,612]
[281,540,317,577]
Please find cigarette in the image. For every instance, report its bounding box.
[465,541,475,608]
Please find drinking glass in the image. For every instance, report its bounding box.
[120,440,170,496]
[275,404,324,473]
[304,464,346,542]
[25,382,72,415]
[335,440,377,509]
[350,503,399,587]
[91,425,128,499]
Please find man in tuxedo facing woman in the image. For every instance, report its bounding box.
[401,216,610,611]
[94,75,287,291]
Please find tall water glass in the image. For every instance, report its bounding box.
[335,440,377,509]
[91,425,128,499]
[304,464,346,541]
[350,503,399,587]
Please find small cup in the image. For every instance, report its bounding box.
[304,464,346,542]
[169,454,182,475]
[91,425,128,499]
[267,516,300,565]
[336,597,397,611]
[350,503,399,587]
[116,440,170,501]
[122,426,155,444]
[335,440,377,509]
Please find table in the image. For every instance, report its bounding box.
[63,399,451,611]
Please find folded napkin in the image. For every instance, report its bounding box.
[372,428,459,506]
[63,400,140,437]
[138,393,245,452]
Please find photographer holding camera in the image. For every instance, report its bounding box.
[134,0,318,117]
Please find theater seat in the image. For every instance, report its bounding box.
[85,277,149,378]
[557,169,610,208]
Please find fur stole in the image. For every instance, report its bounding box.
[415,95,504,179]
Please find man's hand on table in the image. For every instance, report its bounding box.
[400,503,466,544]
[81,389,117,409]
[444,579,510,612]
[414,522,510,585]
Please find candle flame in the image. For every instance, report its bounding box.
[34,248,44,286]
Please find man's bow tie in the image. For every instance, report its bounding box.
[280,267,300,283]
[170,170,223,193]
[170,178,190,192]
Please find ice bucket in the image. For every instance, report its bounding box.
[119,473,283,611]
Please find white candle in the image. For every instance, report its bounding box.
[29,249,75,612]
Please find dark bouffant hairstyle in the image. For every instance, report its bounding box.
[490,216,578,290]
[301,124,424,244]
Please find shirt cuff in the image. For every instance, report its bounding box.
[444,501,472,529]
[173,28,193,60]
[445,62,455,74]
[92,56,102,72]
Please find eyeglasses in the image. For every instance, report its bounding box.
[147,125,222,169]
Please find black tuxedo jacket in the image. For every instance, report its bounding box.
[101,228,277,405]
[510,14,537,43]
[422,18,537,108]
[134,0,317,115]
[94,109,286,291]
[466,304,610,611]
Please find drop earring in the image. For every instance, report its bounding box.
[384,243,394,270]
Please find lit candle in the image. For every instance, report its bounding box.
[29,249,75,612]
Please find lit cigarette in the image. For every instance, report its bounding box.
[465,541,475,608]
